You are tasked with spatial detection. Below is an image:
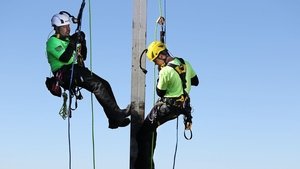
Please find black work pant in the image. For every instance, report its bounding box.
[135,101,182,169]
[56,64,126,121]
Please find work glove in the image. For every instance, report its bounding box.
[69,33,78,48]
[70,31,86,44]
[77,31,86,43]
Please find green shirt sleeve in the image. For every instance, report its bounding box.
[184,60,197,93]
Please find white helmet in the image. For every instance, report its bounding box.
[51,13,71,27]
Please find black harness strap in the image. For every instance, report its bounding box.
[167,57,187,93]
[167,57,193,140]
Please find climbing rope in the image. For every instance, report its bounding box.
[154,0,166,43]
[149,1,167,166]
[62,1,97,169]
[67,113,72,169]
[153,0,193,168]
[87,0,97,169]
[60,1,86,169]
[173,117,179,169]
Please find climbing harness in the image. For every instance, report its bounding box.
[63,0,86,118]
[167,57,193,169]
[45,76,62,97]
[167,57,193,140]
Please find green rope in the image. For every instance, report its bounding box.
[158,0,163,15]
[150,1,166,169]
[150,1,169,169]
[87,1,96,169]
[59,91,68,120]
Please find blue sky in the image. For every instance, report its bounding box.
[0,0,299,169]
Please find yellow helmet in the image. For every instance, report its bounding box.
[146,41,167,61]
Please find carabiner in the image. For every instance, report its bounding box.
[184,128,193,140]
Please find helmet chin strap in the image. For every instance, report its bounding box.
[55,33,61,39]
[159,62,166,69]
[55,31,68,39]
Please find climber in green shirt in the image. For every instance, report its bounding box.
[46,12,131,129]
[135,41,199,169]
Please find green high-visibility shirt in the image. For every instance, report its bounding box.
[46,36,75,72]
[157,58,197,98]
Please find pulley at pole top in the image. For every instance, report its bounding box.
[156,16,165,26]
[156,16,166,43]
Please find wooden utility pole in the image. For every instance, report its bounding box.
[130,0,147,169]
